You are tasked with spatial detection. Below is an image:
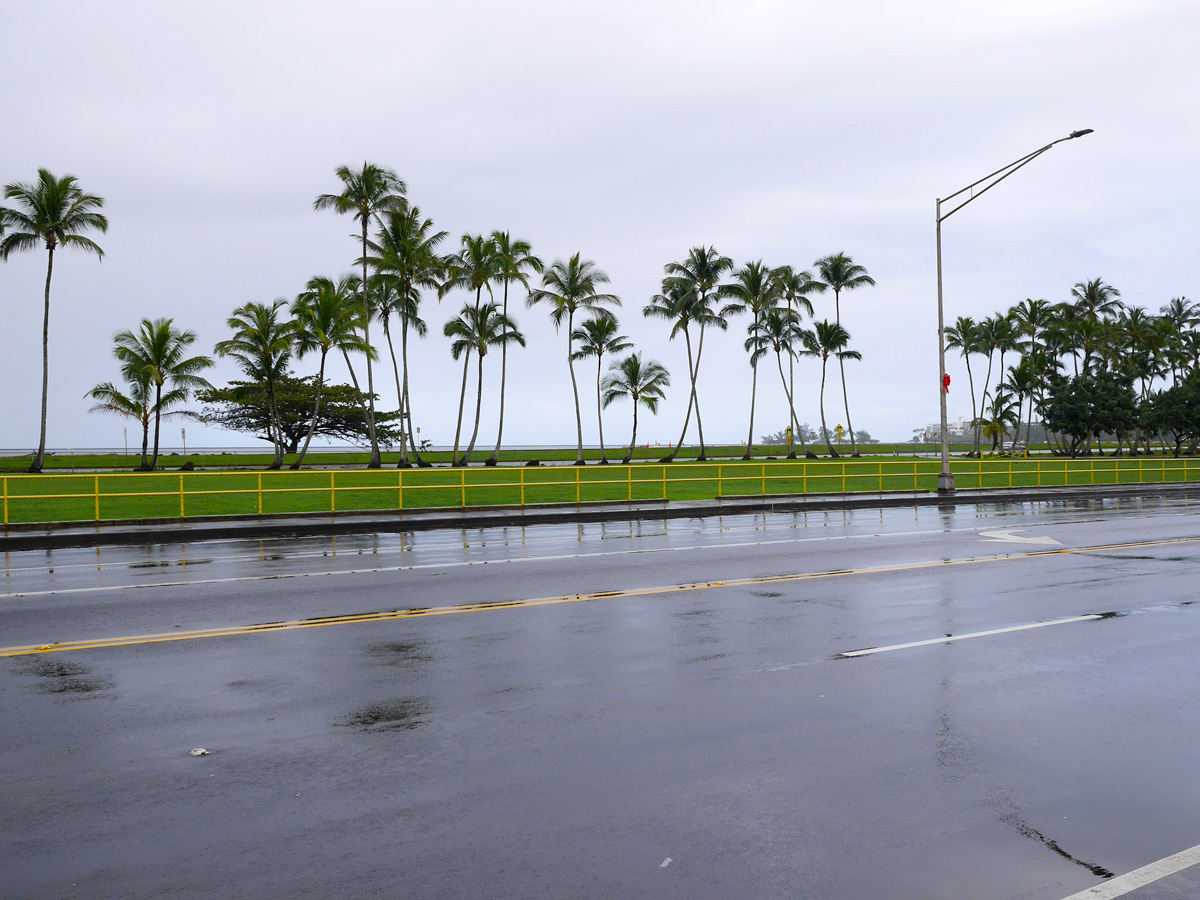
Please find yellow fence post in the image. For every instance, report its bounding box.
[520,467,526,506]
[575,466,581,504]
[1090,458,1094,485]
[258,473,264,515]
[330,471,335,512]
[398,470,403,510]
[461,469,466,507]
[179,473,185,518]
[878,461,883,495]
[629,465,633,501]
[662,466,667,501]
[94,475,100,521]
[841,462,846,494]
[761,463,767,496]
[1037,460,1042,487]
[2,476,7,525]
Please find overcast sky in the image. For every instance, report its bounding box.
[2,0,1197,452]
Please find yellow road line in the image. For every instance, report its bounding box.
[3,534,1197,658]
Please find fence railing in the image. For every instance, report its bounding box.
[1,457,1195,526]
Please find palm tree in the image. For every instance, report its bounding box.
[112,319,212,471]
[981,391,1020,454]
[85,373,155,470]
[290,278,372,468]
[528,254,621,464]
[723,261,782,460]
[443,303,525,465]
[799,321,861,458]
[945,316,981,457]
[1070,277,1122,321]
[1,170,108,472]
[214,300,294,469]
[487,232,543,466]
[659,246,734,461]
[366,205,446,466]
[601,352,671,464]
[314,162,406,467]
[759,306,809,459]
[571,312,632,464]
[812,253,875,456]
[775,264,817,450]
[973,315,1003,454]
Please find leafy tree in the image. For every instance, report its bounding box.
[112,318,212,470]
[487,232,543,465]
[799,321,860,457]
[214,300,294,469]
[528,254,620,464]
[657,246,734,461]
[1142,375,1200,456]
[571,312,632,464]
[1042,371,1137,456]
[193,377,401,452]
[0,170,108,472]
[812,252,874,455]
[314,162,406,467]
[290,278,372,468]
[444,302,525,465]
[601,352,670,464]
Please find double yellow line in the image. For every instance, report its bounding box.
[3,535,1197,658]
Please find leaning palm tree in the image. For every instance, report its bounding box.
[214,300,295,469]
[442,234,501,454]
[571,312,632,464]
[314,162,406,467]
[365,205,446,466]
[759,306,808,459]
[112,319,213,471]
[775,264,817,450]
[290,278,372,468]
[487,232,543,465]
[799,321,861,458]
[528,254,621,464]
[723,261,782,460]
[601,352,671,464]
[1,170,108,472]
[945,316,982,457]
[85,373,155,470]
[443,303,525,466]
[812,252,875,456]
[658,245,734,461]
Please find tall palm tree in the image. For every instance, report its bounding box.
[775,264,817,450]
[812,252,874,456]
[945,316,982,457]
[643,281,700,460]
[112,319,212,471]
[528,254,621,465]
[601,352,671,464]
[799,321,860,458]
[758,306,808,459]
[365,205,446,466]
[442,234,501,456]
[487,232,543,466]
[85,373,155,470]
[1,170,108,472]
[214,300,295,469]
[973,315,1003,454]
[443,303,525,465]
[723,261,782,460]
[290,278,372,468]
[659,246,734,461]
[1070,277,1122,321]
[314,162,406,467]
[571,312,632,464]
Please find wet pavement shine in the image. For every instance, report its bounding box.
[3,494,1200,899]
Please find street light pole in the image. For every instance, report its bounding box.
[936,129,1093,493]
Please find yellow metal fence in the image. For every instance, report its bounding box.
[1,457,1195,526]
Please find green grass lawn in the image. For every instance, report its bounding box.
[2,455,1198,526]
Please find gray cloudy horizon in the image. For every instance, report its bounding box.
[2,0,1197,452]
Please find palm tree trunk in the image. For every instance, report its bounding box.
[150,382,163,471]
[976,353,994,456]
[838,355,858,456]
[382,317,407,467]
[661,324,696,463]
[293,351,327,469]
[140,414,150,471]
[489,280,511,466]
[965,357,977,458]
[341,348,374,465]
[624,395,639,465]
[742,360,758,461]
[266,380,284,470]
[596,355,608,463]
[361,219,381,468]
[451,352,471,466]
[31,246,54,473]
[820,357,837,457]
[694,323,708,461]
[462,354,485,465]
[400,314,426,466]
[775,351,798,459]
[568,310,585,465]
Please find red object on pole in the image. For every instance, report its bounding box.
[942,373,951,393]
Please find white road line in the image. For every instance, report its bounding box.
[1058,843,1200,899]
[838,614,1104,658]
[980,529,1062,545]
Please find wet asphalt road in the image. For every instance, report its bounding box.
[3,495,1200,899]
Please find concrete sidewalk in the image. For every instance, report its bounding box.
[3,482,1199,551]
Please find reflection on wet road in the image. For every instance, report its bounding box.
[3,495,1200,900]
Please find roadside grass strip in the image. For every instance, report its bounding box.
[3,456,1199,525]
[4,533,1198,658]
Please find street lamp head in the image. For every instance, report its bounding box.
[1068,129,1094,139]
